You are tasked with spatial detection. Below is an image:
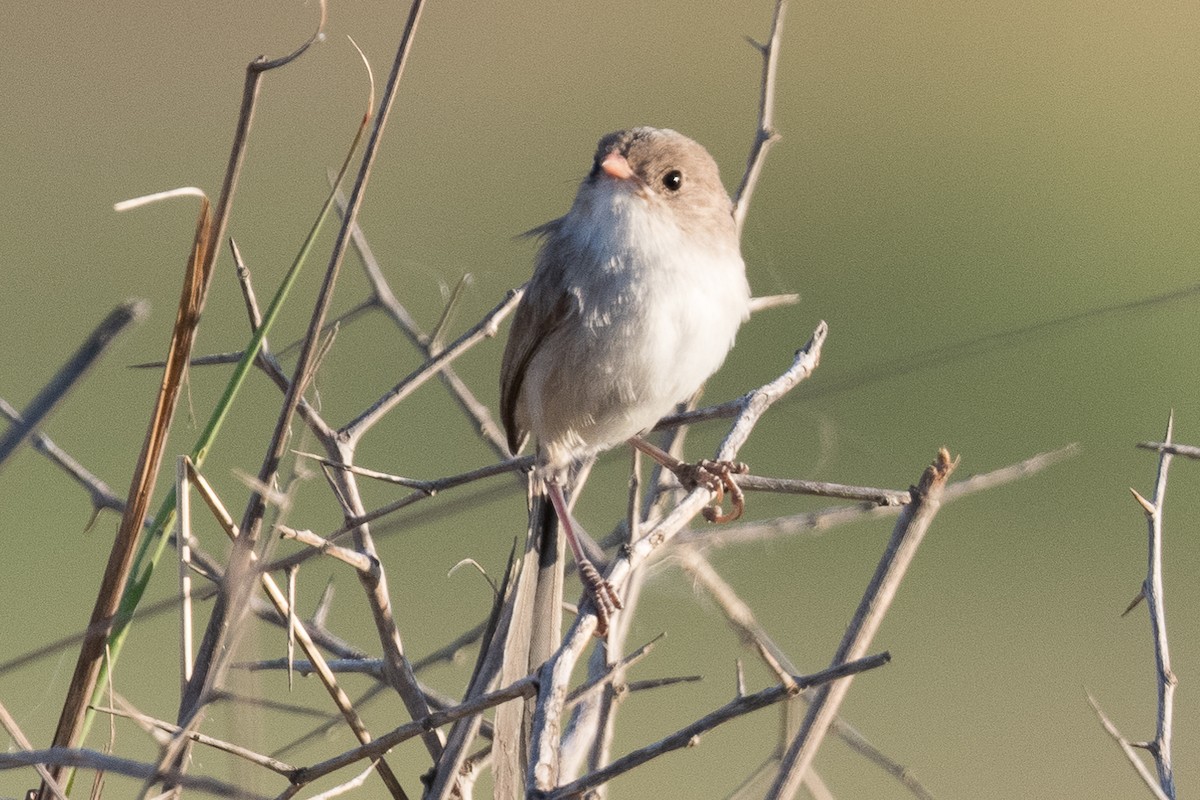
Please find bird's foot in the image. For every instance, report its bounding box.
[627,437,750,523]
[577,558,623,637]
[676,458,749,523]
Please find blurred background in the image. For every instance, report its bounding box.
[2,1,1199,797]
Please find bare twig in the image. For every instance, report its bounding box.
[734,474,911,505]
[341,287,522,439]
[747,293,801,314]
[8,747,265,798]
[0,700,69,800]
[294,448,530,495]
[179,459,408,797]
[0,397,126,521]
[332,180,512,458]
[1138,416,1177,798]
[291,674,540,787]
[732,0,787,234]
[303,761,381,799]
[765,448,956,799]
[543,654,890,800]
[92,705,296,777]
[1087,694,1172,800]
[277,525,380,577]
[679,443,1078,550]
[676,546,934,800]
[176,457,195,695]
[0,300,147,468]
[1097,414,1177,799]
[1136,440,1200,460]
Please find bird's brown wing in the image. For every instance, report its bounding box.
[500,223,574,456]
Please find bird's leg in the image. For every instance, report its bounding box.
[545,480,623,636]
[628,435,749,523]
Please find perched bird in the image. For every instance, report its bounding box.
[500,126,751,633]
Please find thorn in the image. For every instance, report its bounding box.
[311,576,336,628]
[743,35,766,53]
[1121,589,1146,617]
[1129,488,1155,516]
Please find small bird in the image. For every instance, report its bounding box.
[500,127,752,633]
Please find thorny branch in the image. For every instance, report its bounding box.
[1091,413,1178,800]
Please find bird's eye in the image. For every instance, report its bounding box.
[662,170,683,191]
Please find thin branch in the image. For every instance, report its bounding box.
[733,0,787,234]
[543,654,890,800]
[341,287,522,439]
[294,449,530,495]
[1119,413,1177,798]
[765,449,956,799]
[332,179,512,458]
[6,747,265,798]
[1136,440,1200,460]
[679,443,1078,550]
[290,674,540,787]
[277,525,380,577]
[176,457,195,694]
[302,761,381,800]
[0,397,126,520]
[735,474,911,505]
[0,300,147,468]
[0,700,69,800]
[228,250,337,442]
[92,705,296,777]
[180,460,408,797]
[747,293,801,314]
[256,451,532,579]
[676,547,935,800]
[1087,693,1172,800]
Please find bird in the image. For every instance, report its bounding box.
[500,126,752,634]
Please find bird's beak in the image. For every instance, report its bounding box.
[600,151,635,181]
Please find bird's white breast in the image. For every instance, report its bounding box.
[524,188,750,470]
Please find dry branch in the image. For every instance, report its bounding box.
[180,458,408,796]
[765,448,956,798]
[543,653,890,800]
[8,746,264,799]
[1091,414,1177,799]
[0,300,146,468]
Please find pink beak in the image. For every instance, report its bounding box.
[600,151,635,180]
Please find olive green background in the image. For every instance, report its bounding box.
[2,2,1199,797]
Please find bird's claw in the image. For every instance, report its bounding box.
[677,459,749,523]
[578,558,623,637]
